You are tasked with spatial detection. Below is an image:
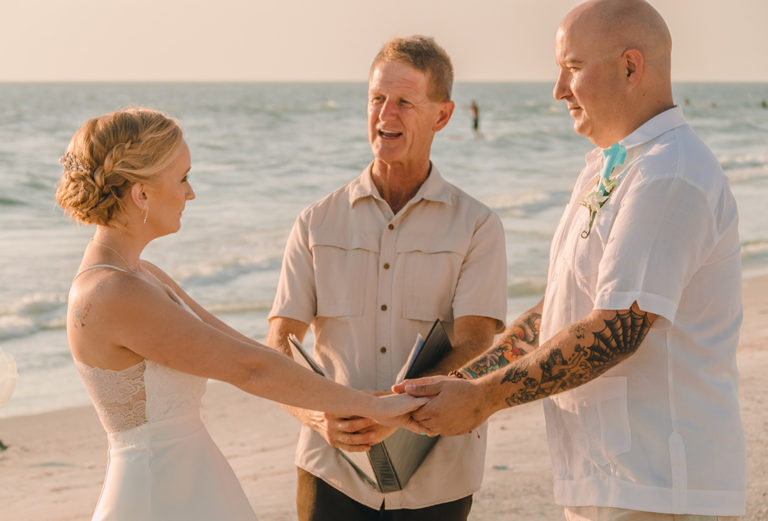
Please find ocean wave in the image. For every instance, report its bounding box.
[720,155,768,173]
[0,196,26,206]
[176,255,283,288]
[742,240,768,255]
[485,190,548,210]
[0,293,66,341]
[507,278,547,298]
[206,300,274,315]
[486,189,570,218]
[728,170,768,184]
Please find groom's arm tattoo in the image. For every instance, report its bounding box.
[462,311,541,379]
[514,311,542,346]
[462,343,526,379]
[501,308,652,406]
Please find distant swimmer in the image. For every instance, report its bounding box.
[470,100,479,132]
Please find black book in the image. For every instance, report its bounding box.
[287,319,452,492]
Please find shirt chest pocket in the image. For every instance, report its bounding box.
[396,233,466,323]
[551,376,631,466]
[310,232,379,318]
[572,205,617,294]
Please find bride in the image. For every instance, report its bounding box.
[55,108,425,521]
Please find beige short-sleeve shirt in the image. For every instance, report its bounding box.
[269,164,507,509]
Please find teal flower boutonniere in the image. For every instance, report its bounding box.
[580,142,627,239]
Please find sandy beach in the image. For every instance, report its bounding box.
[1,274,766,521]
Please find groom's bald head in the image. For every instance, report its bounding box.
[554,0,675,146]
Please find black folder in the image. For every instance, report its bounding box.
[288,319,452,492]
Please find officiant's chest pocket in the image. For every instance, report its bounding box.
[311,235,378,318]
[398,234,465,322]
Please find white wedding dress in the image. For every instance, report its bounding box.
[73,265,258,521]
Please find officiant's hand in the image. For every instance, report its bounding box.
[304,391,402,451]
[358,422,398,446]
[392,375,491,437]
[356,390,405,445]
[302,391,422,451]
[305,411,384,452]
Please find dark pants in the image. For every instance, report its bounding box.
[297,467,473,521]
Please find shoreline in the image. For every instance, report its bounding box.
[1,274,766,520]
[1,266,767,422]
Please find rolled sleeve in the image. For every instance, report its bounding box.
[452,211,507,332]
[269,213,317,324]
[594,177,714,325]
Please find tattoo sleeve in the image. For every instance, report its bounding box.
[501,307,652,407]
[462,311,541,379]
[512,311,542,347]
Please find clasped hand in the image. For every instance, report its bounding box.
[309,379,489,449]
[307,411,399,452]
[391,375,491,437]
[308,391,424,451]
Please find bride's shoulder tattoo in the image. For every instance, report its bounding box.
[73,302,93,328]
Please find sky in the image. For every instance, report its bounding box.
[1,0,767,82]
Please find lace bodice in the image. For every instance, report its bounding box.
[72,266,209,433]
[75,358,207,433]
[75,360,147,433]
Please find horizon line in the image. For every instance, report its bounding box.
[2,79,767,85]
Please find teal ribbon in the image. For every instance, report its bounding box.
[597,142,627,196]
[581,142,627,239]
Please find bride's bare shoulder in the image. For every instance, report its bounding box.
[139,260,175,287]
[68,268,161,328]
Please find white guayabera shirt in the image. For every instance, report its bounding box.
[541,107,745,516]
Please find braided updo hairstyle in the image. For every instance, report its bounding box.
[56,108,184,226]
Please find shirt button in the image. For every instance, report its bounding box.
[387,224,394,230]
[383,263,390,270]
[380,347,387,354]
[381,304,388,311]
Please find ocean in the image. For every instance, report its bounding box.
[1,82,767,419]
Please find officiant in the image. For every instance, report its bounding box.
[264,35,507,520]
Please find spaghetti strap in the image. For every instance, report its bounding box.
[73,264,130,280]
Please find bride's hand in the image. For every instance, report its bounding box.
[369,393,429,431]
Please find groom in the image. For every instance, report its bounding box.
[399,1,746,520]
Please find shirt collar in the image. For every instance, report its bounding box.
[348,162,454,207]
[620,105,686,149]
[584,106,686,163]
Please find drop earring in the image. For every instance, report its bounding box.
[143,206,149,224]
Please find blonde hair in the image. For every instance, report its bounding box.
[55,108,184,226]
[371,35,454,102]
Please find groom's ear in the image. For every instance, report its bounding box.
[623,48,644,88]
